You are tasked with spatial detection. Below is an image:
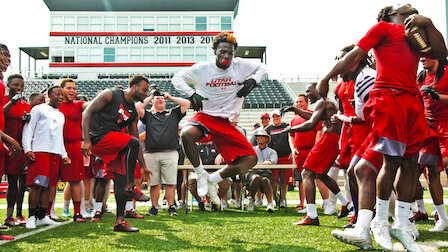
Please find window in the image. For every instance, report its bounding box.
[104,48,115,62]
[196,16,207,31]
[209,16,220,31]
[143,17,154,31]
[196,47,207,62]
[64,16,75,32]
[130,16,142,31]
[104,16,116,32]
[183,47,194,62]
[143,47,154,62]
[157,16,168,31]
[130,47,142,62]
[90,47,102,63]
[51,16,63,31]
[221,16,232,31]
[77,47,89,62]
[117,47,128,62]
[77,16,89,32]
[170,47,181,62]
[117,17,128,32]
[183,16,194,31]
[90,17,102,32]
[169,16,181,32]
[50,48,62,63]
[156,47,168,62]
[64,48,75,62]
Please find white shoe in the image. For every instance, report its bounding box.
[247,197,255,211]
[331,225,373,250]
[324,204,338,215]
[50,211,59,221]
[297,207,307,214]
[36,216,61,226]
[266,203,275,213]
[430,219,448,232]
[255,198,263,207]
[221,200,229,209]
[26,216,36,229]
[207,181,220,204]
[236,199,242,209]
[80,208,90,219]
[196,171,209,197]
[390,225,423,252]
[370,218,393,251]
[279,201,286,208]
[177,201,186,210]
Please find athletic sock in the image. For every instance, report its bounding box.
[357,209,374,228]
[351,195,359,214]
[416,199,426,214]
[194,164,204,174]
[436,204,448,220]
[46,202,53,216]
[208,170,224,184]
[322,199,330,209]
[307,204,318,219]
[94,202,103,213]
[29,208,37,218]
[6,207,13,219]
[336,191,349,206]
[38,207,47,220]
[73,201,81,216]
[376,198,390,223]
[63,199,70,211]
[395,200,411,227]
[125,201,133,211]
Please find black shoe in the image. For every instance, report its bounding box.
[168,205,178,216]
[198,202,205,211]
[113,221,139,232]
[146,206,158,216]
[211,203,218,212]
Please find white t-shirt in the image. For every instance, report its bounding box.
[355,66,376,119]
[22,103,68,158]
[172,57,268,119]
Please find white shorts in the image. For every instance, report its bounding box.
[144,151,179,186]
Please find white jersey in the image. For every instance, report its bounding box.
[172,57,267,119]
[355,66,376,119]
[22,103,67,158]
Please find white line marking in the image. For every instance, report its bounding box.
[0,219,73,246]
[394,241,448,251]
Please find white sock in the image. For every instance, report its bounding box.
[208,170,223,184]
[436,204,448,220]
[63,200,70,211]
[336,191,348,206]
[323,199,330,208]
[125,201,133,211]
[357,209,374,228]
[94,202,103,213]
[395,200,411,227]
[416,199,426,214]
[376,198,390,222]
[194,164,204,174]
[307,204,318,219]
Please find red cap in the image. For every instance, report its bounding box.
[260,113,270,119]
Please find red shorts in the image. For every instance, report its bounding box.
[60,140,85,182]
[92,131,135,165]
[83,155,95,180]
[339,123,352,169]
[272,156,294,185]
[355,133,384,171]
[26,152,61,187]
[0,144,4,177]
[419,136,443,170]
[92,156,114,179]
[303,133,340,174]
[134,162,141,179]
[432,120,448,158]
[350,123,371,156]
[187,112,256,164]
[364,90,434,158]
[4,150,27,175]
[294,148,312,172]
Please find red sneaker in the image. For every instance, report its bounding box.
[0,225,7,230]
[16,216,26,225]
[113,221,139,232]
[292,215,319,226]
[338,202,353,219]
[74,214,87,223]
[409,211,428,222]
[4,218,17,227]
[125,187,150,202]
[344,215,357,228]
[0,234,14,240]
[91,211,102,223]
[125,209,144,219]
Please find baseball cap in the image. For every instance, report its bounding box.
[260,113,270,119]
[271,110,281,117]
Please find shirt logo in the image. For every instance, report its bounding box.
[117,104,131,124]
[205,78,238,90]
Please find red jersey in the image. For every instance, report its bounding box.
[420,66,448,121]
[58,100,85,142]
[290,110,322,149]
[0,80,5,131]
[3,96,31,142]
[335,80,356,116]
[357,21,420,94]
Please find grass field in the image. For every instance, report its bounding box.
[0,191,447,251]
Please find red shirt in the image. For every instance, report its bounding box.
[58,100,85,142]
[3,96,31,142]
[0,80,5,131]
[290,110,322,149]
[335,80,356,116]
[357,21,420,94]
[420,66,448,121]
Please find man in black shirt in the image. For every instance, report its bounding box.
[136,90,190,216]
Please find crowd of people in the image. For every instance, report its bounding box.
[0,4,447,251]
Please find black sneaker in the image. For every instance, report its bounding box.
[146,206,158,216]
[211,203,218,212]
[198,202,205,212]
[168,205,178,216]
